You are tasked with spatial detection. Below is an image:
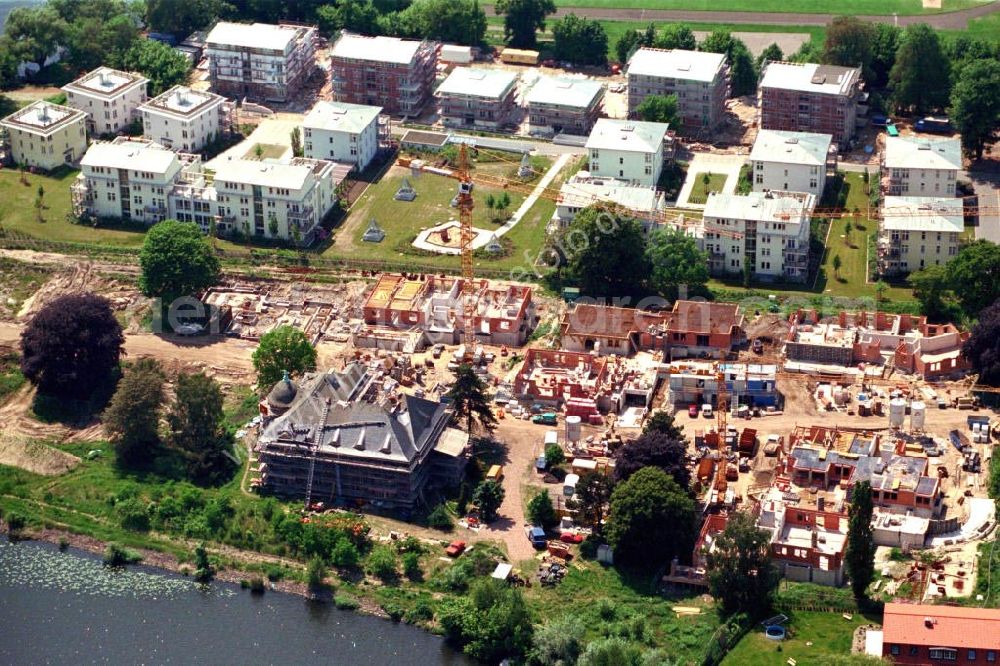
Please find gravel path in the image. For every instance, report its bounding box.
[482,1,999,29]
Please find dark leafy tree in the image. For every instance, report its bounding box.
[103,359,166,468]
[139,220,220,309]
[147,0,221,37]
[3,6,68,68]
[643,410,684,439]
[252,325,317,388]
[706,511,779,618]
[527,489,558,528]
[570,470,613,533]
[790,36,823,64]
[946,240,1000,318]
[698,31,756,96]
[427,504,454,531]
[120,39,193,96]
[870,23,900,88]
[845,480,877,601]
[193,541,214,582]
[559,206,650,299]
[307,556,327,593]
[446,364,497,435]
[614,29,643,65]
[290,127,303,158]
[636,94,680,126]
[613,429,690,489]
[962,298,1000,386]
[653,24,696,51]
[20,293,124,399]
[645,226,710,300]
[951,59,1000,160]
[471,479,504,522]
[756,42,783,68]
[890,24,950,114]
[544,442,565,468]
[397,0,487,46]
[529,615,586,666]
[823,16,874,78]
[552,14,608,67]
[317,0,381,36]
[168,372,236,485]
[605,467,695,567]
[495,0,555,49]
[906,264,955,322]
[365,543,398,581]
[0,38,19,89]
[438,578,534,662]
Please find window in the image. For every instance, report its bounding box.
[986,650,996,662]
[890,645,900,656]
[928,648,957,661]
[968,650,977,661]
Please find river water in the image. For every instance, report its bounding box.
[0,539,470,665]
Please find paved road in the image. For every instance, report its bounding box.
[482,1,1000,29]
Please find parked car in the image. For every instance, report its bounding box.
[559,531,584,544]
[445,541,466,557]
[535,454,547,472]
[528,526,547,549]
[701,404,714,418]
[688,404,699,418]
[870,114,890,127]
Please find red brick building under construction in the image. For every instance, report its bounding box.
[330,33,437,117]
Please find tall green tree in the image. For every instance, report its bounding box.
[706,511,779,618]
[870,23,900,88]
[446,364,497,435]
[103,359,166,468]
[962,298,1000,386]
[560,207,650,299]
[653,23,696,51]
[551,14,608,66]
[438,578,534,662]
[527,489,558,528]
[756,43,783,68]
[643,410,684,439]
[613,429,690,489]
[146,0,221,37]
[946,240,1000,318]
[139,220,220,307]
[398,0,487,46]
[822,16,874,77]
[495,0,555,49]
[530,615,586,666]
[252,325,317,388]
[471,479,505,522]
[845,480,877,601]
[3,6,68,69]
[889,24,950,114]
[636,94,680,126]
[168,372,235,485]
[698,31,756,96]
[0,38,20,89]
[317,0,381,37]
[951,59,1000,160]
[119,39,193,96]
[907,264,955,322]
[605,467,695,568]
[645,226,709,301]
[614,29,644,65]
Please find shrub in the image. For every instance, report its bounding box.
[405,599,435,624]
[334,594,360,610]
[116,498,151,532]
[5,512,26,535]
[579,534,600,560]
[427,504,454,531]
[58,536,70,551]
[248,577,266,594]
[382,602,405,622]
[366,545,399,582]
[307,557,327,593]
[266,565,284,582]
[402,552,422,580]
[103,543,142,566]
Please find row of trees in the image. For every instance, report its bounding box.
[907,240,1000,323]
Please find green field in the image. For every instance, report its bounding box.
[688,173,728,205]
[722,610,877,665]
[546,0,981,15]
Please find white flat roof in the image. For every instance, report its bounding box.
[213,157,317,191]
[81,139,178,174]
[884,136,961,171]
[750,130,832,166]
[627,47,726,82]
[881,196,964,233]
[705,191,815,224]
[63,66,148,98]
[206,22,301,51]
[437,67,518,100]
[560,174,662,213]
[585,118,669,154]
[331,33,425,65]
[760,61,860,96]
[304,101,381,133]
[140,85,225,118]
[1,100,86,136]
[526,76,603,109]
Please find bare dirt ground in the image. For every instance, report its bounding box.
[0,431,80,475]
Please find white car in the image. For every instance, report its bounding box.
[701,404,714,418]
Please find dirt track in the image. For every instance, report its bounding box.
[480,1,1000,29]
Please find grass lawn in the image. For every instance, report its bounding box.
[722,610,877,665]
[688,173,728,205]
[547,0,980,14]
[326,157,563,274]
[243,143,287,160]
[0,256,53,316]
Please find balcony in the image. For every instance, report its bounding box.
[286,206,315,222]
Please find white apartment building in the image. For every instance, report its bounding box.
[703,190,815,283]
[62,67,148,137]
[0,100,88,170]
[169,156,347,244]
[139,86,226,153]
[206,22,317,103]
[302,101,381,171]
[878,196,963,276]
[555,173,664,231]
[71,138,194,224]
[881,136,961,197]
[585,118,674,187]
[749,130,834,198]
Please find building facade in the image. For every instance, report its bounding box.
[881,136,961,197]
[303,101,382,171]
[585,118,674,187]
[436,67,519,130]
[0,100,88,170]
[758,62,864,144]
[330,33,437,117]
[71,138,192,224]
[139,86,227,152]
[749,130,834,198]
[526,76,604,136]
[703,190,815,283]
[882,603,1000,665]
[205,22,317,103]
[878,196,963,276]
[62,66,148,137]
[626,48,729,133]
[555,173,664,230]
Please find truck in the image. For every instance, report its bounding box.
[499,48,540,65]
[738,428,758,456]
[915,116,953,134]
[486,464,504,483]
[532,413,558,425]
[949,429,971,453]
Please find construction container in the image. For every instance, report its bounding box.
[565,416,582,444]
[739,428,758,455]
[697,457,715,481]
[910,401,926,430]
[889,398,907,428]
